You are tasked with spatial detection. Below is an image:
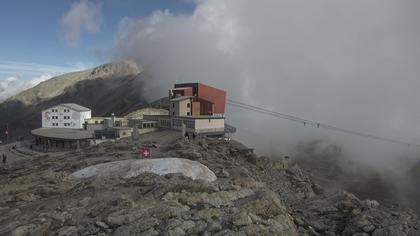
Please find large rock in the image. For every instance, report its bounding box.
[71,158,217,182]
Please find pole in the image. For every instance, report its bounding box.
[5,124,8,144]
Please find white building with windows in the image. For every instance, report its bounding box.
[42,103,91,129]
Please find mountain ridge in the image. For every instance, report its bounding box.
[0,60,148,140]
[5,60,142,106]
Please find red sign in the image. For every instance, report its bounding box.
[140,148,151,158]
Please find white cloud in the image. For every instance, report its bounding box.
[59,0,102,47]
[0,73,58,101]
[113,0,420,166]
[0,61,91,102]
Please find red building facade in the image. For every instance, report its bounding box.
[173,83,226,115]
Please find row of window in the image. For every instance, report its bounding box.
[51,122,72,126]
[142,123,156,128]
[51,108,71,113]
[172,111,191,116]
[184,120,195,128]
[51,116,71,120]
[172,119,195,128]
[171,102,191,108]
[160,120,171,128]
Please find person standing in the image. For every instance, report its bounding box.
[2,153,6,165]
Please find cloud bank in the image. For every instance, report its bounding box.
[113,0,420,160]
[0,73,58,101]
[0,61,91,102]
[112,0,420,209]
[59,0,102,47]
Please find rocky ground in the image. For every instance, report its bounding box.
[0,130,419,236]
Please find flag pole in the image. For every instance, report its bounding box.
[5,123,8,144]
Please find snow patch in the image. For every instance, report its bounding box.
[71,158,217,182]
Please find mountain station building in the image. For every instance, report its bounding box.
[42,103,91,129]
[32,103,94,151]
[144,82,235,137]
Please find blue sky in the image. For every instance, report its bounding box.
[0,0,194,83]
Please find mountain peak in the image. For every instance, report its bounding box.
[88,60,143,79]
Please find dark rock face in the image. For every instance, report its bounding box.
[0,131,419,235]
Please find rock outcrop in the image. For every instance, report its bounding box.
[71,158,217,182]
[0,130,418,235]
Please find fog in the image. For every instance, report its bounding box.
[113,0,420,207]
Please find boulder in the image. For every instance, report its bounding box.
[71,158,217,182]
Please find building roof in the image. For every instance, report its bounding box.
[31,128,93,140]
[144,114,225,120]
[61,103,91,112]
[170,96,193,102]
[172,87,191,90]
[110,127,132,130]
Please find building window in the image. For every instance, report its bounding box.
[172,112,175,116]
[187,103,190,108]
[172,103,175,108]
[187,112,190,116]
[173,119,182,127]
[185,120,195,129]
